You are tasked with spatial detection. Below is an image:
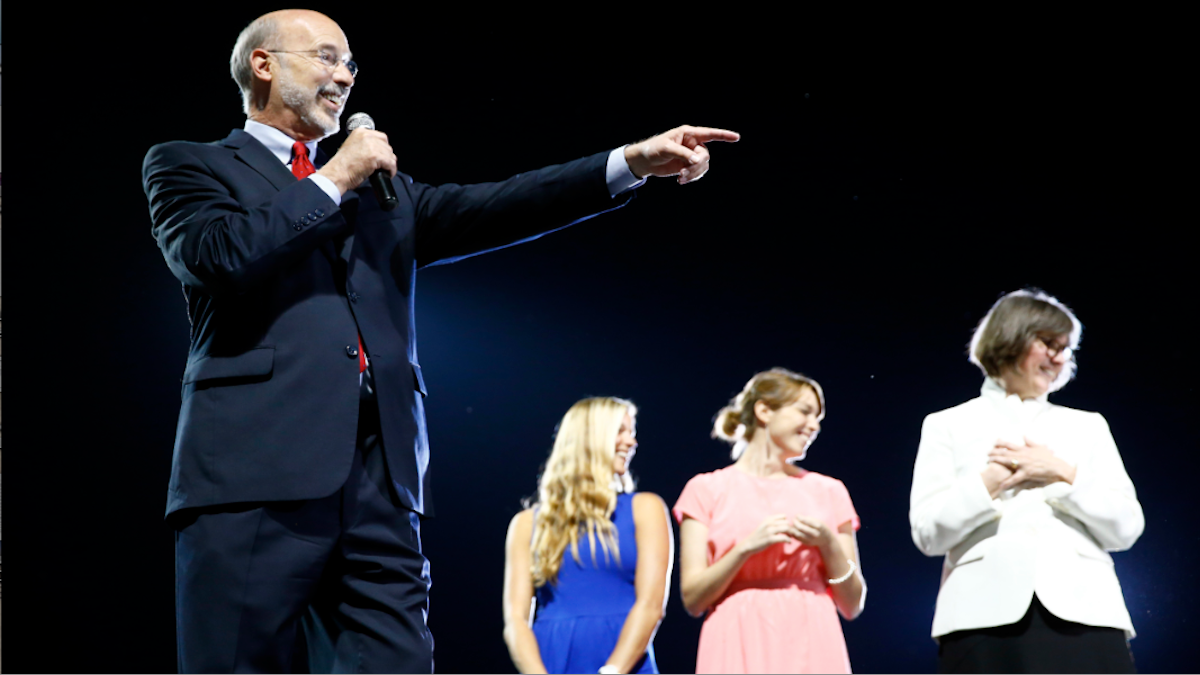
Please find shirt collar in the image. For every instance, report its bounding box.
[243,119,320,167]
[981,376,1050,410]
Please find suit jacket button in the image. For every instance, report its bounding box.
[315,209,325,217]
[349,292,359,303]
[293,224,303,231]
[346,345,359,358]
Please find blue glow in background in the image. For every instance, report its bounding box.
[3,7,1192,672]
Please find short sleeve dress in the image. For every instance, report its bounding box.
[673,465,860,674]
[532,492,658,674]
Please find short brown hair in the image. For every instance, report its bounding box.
[969,289,1082,390]
[712,368,825,458]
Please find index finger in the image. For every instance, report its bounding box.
[683,126,740,143]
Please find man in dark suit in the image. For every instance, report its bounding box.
[143,8,737,673]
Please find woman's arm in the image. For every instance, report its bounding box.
[1038,414,1144,550]
[678,513,796,617]
[810,522,866,619]
[909,414,1006,556]
[502,510,548,674]
[602,493,674,673]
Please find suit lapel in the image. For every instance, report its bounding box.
[222,129,299,192]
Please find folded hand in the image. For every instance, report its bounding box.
[988,437,1077,491]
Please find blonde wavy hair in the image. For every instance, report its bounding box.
[530,397,636,588]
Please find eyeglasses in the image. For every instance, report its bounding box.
[269,50,358,78]
[1037,336,1072,359]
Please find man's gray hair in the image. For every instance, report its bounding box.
[230,15,283,115]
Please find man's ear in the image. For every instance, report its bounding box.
[250,48,275,84]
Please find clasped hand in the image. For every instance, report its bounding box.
[624,125,740,184]
[988,437,1077,492]
[739,514,834,556]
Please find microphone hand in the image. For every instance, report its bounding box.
[343,113,399,211]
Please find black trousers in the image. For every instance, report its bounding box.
[173,368,434,673]
[938,595,1135,674]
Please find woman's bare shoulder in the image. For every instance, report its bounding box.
[507,508,535,537]
[632,492,669,521]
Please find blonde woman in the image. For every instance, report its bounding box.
[503,397,673,674]
[675,368,865,673]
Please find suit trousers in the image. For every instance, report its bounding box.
[937,594,1135,674]
[173,367,434,673]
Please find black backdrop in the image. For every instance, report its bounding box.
[4,5,1194,673]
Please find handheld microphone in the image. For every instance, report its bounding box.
[345,112,399,211]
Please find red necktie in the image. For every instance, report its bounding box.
[292,141,367,374]
[291,141,317,180]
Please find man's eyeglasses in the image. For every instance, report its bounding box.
[1037,336,1072,359]
[269,50,358,78]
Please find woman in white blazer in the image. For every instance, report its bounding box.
[909,289,1142,673]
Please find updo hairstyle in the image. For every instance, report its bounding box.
[712,368,825,460]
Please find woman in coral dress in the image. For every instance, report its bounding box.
[674,368,865,674]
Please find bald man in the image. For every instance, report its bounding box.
[143,9,738,673]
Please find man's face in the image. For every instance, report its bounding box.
[267,12,354,139]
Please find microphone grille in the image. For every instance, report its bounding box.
[346,112,375,132]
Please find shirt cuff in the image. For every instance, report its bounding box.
[308,173,342,205]
[606,146,646,196]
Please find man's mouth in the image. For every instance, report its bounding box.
[319,91,343,109]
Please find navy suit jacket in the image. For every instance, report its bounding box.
[143,128,632,518]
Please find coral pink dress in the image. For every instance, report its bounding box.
[673,465,861,674]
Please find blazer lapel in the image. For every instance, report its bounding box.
[222,129,298,193]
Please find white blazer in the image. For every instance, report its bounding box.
[909,378,1143,640]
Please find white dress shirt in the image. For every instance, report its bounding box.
[909,377,1144,639]
[242,119,646,206]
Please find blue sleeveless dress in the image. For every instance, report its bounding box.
[533,493,658,674]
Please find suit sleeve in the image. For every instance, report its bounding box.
[1041,413,1144,551]
[405,151,634,268]
[143,142,346,295]
[909,413,1002,557]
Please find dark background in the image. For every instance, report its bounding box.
[4,5,1194,673]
